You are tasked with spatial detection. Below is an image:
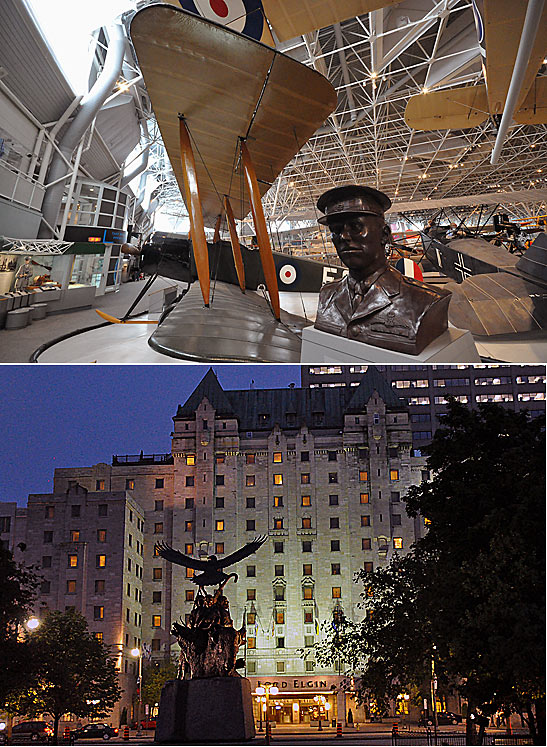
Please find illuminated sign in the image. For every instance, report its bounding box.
[64,226,128,244]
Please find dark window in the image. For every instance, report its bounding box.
[152,639,161,651]
[42,556,52,568]
[215,497,224,508]
[247,589,256,600]
[247,565,256,577]
[274,541,284,553]
[276,637,285,648]
[364,562,374,573]
[391,492,400,502]
[329,494,339,506]
[98,504,107,517]
[329,517,339,529]
[43,531,53,543]
[392,514,402,526]
[185,497,194,509]
[300,451,309,462]
[331,540,340,551]
[41,581,50,594]
[95,580,105,593]
[154,523,163,534]
[362,538,371,550]
[153,591,162,603]
[274,565,284,576]
[331,563,341,575]
[246,520,256,531]
[202,419,208,430]
[215,475,224,486]
[246,497,255,509]
[71,505,80,518]
[0,516,11,533]
[155,500,164,511]
[328,473,338,483]
[186,476,194,487]
[328,451,337,462]
[361,516,370,527]
[302,541,312,552]
[45,506,54,519]
[274,587,285,601]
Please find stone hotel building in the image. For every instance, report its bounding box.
[1,368,430,725]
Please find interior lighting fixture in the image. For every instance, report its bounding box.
[422,87,429,94]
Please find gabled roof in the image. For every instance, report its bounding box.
[345,367,405,412]
[177,367,405,429]
[175,368,236,418]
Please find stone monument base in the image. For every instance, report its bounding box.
[301,324,480,363]
[154,677,256,744]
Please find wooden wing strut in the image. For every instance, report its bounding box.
[240,139,280,319]
[178,115,210,306]
[224,196,246,293]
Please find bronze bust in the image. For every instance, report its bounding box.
[314,185,451,355]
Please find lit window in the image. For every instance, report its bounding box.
[216,454,226,464]
[95,632,103,642]
[302,517,312,529]
[247,637,256,649]
[276,611,284,624]
[66,580,76,594]
[362,538,371,550]
[45,506,54,519]
[186,590,194,602]
[359,471,368,482]
[70,530,80,542]
[96,554,106,568]
[361,516,370,527]
[216,520,224,531]
[331,563,340,575]
[304,611,313,624]
[152,615,161,627]
[246,454,255,464]
[246,611,255,625]
[329,473,338,484]
[273,496,283,507]
[247,589,256,600]
[360,493,369,504]
[68,554,78,568]
[364,562,374,573]
[94,606,104,620]
[301,495,311,506]
[273,452,283,463]
[96,480,105,491]
[273,518,284,530]
[273,474,283,485]
[215,543,224,554]
[332,587,341,598]
[126,479,135,490]
[185,521,193,532]
[303,564,312,576]
[246,475,255,486]
[154,523,163,534]
[394,538,403,549]
[185,543,193,555]
[153,568,162,580]
[186,454,195,465]
[186,568,195,578]
[97,530,106,543]
[303,586,313,599]
[390,469,399,481]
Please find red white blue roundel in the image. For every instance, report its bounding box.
[278,263,297,285]
[395,257,423,282]
[178,0,265,40]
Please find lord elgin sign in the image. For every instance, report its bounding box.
[250,676,342,692]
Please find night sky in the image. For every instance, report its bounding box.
[0,365,301,505]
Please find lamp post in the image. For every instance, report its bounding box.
[26,617,40,631]
[131,648,143,737]
[255,685,278,743]
[314,695,327,731]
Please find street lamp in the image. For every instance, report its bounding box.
[255,685,278,743]
[131,648,143,737]
[314,695,328,731]
[26,617,40,631]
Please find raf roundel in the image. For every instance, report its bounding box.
[279,264,297,285]
[178,0,265,40]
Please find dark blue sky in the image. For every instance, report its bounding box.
[0,365,301,505]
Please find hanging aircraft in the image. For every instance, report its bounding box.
[404,0,547,155]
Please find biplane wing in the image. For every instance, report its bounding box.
[130,5,337,228]
[405,0,547,131]
[159,0,401,44]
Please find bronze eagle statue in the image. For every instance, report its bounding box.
[155,535,267,589]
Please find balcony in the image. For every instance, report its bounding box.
[112,453,174,465]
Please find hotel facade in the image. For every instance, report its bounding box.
[2,368,431,725]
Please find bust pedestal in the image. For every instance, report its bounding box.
[154,677,256,744]
[300,324,480,363]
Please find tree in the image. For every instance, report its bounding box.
[315,401,545,745]
[20,609,122,743]
[0,544,40,739]
[141,658,178,710]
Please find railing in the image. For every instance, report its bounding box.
[392,730,533,746]
[0,158,45,211]
[112,453,174,465]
